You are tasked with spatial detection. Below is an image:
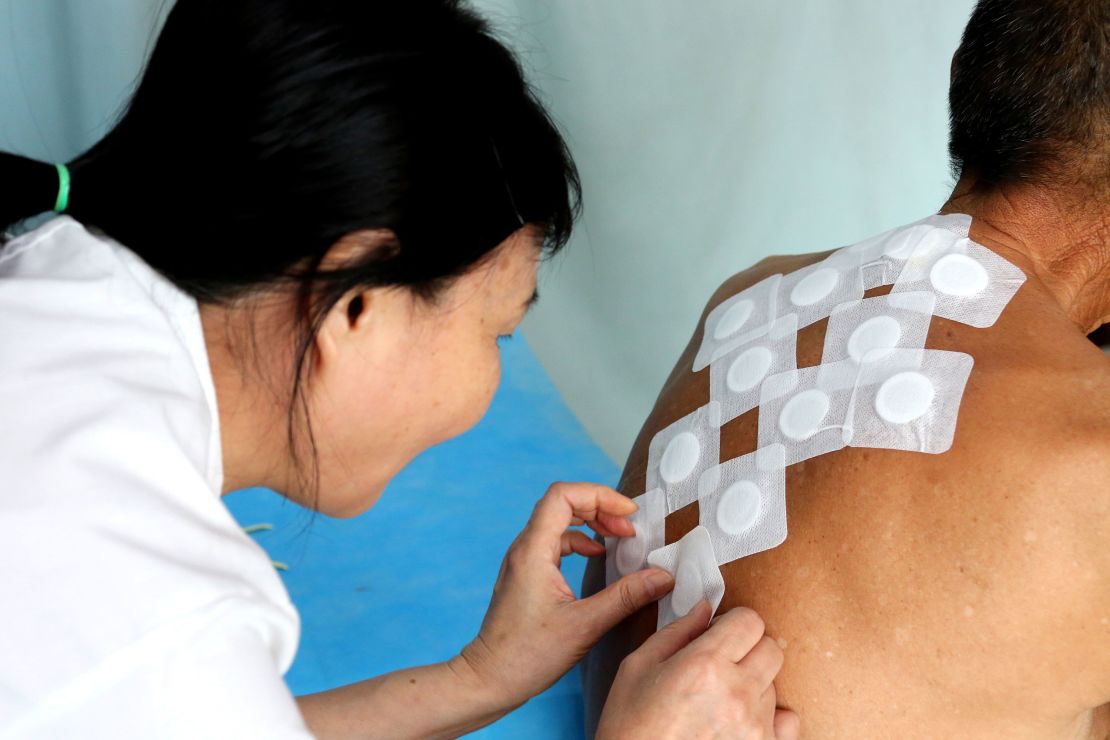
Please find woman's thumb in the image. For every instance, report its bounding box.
[574,568,674,640]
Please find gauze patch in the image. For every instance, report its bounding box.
[633,211,1018,637]
[646,525,727,629]
[892,236,1026,328]
[604,488,667,586]
[709,314,798,425]
[647,402,722,513]
[924,212,974,237]
[696,444,788,566]
[817,291,936,389]
[757,363,854,466]
[846,348,974,454]
[839,225,905,291]
[841,213,972,290]
[776,249,865,329]
[693,274,782,372]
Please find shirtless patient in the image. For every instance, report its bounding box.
[582,1,1110,738]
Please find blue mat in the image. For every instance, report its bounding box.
[224,333,619,739]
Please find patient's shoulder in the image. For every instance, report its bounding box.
[705,251,831,315]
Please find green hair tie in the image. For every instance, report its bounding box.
[53,163,70,213]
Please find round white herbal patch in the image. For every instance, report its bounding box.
[778,389,831,441]
[929,253,989,297]
[716,480,762,535]
[615,529,647,576]
[726,346,775,393]
[672,559,701,616]
[882,225,930,259]
[875,371,935,424]
[713,299,755,340]
[660,431,701,484]
[790,267,840,307]
[847,315,902,363]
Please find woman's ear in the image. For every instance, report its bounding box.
[313,228,397,368]
[315,288,374,369]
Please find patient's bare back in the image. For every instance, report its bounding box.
[582,217,1110,739]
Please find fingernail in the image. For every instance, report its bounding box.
[643,569,674,598]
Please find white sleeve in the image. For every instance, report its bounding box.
[0,221,315,738]
[157,615,316,740]
[4,606,315,740]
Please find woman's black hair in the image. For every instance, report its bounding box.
[0,0,581,503]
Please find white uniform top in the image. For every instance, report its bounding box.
[0,217,314,739]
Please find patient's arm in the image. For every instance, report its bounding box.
[583,249,1110,739]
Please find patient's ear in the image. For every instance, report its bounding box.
[313,229,398,367]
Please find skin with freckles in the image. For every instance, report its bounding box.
[583,177,1110,739]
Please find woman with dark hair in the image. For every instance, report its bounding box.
[0,1,795,737]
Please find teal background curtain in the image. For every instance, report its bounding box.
[0,0,977,464]
[480,1,977,462]
[0,0,170,162]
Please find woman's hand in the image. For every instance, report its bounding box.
[299,480,796,740]
[598,603,800,739]
[457,481,676,711]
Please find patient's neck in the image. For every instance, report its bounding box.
[941,175,1110,334]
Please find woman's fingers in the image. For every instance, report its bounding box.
[520,482,638,557]
[570,510,630,538]
[626,600,712,664]
[577,514,633,539]
[588,511,635,538]
[572,568,676,642]
[686,606,767,663]
[736,635,785,690]
[561,529,605,557]
[570,514,635,536]
[596,601,788,740]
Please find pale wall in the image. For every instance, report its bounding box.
[1,0,980,465]
[475,0,977,463]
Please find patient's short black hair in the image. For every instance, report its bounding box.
[949,0,1110,190]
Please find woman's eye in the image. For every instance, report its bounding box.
[496,334,514,346]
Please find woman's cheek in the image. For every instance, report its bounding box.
[465,344,503,430]
[434,342,501,441]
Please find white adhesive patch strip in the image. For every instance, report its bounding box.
[840,214,972,290]
[647,402,722,513]
[637,211,1014,636]
[892,236,1026,328]
[604,488,667,586]
[757,362,854,466]
[846,348,974,453]
[646,525,726,629]
[928,212,974,238]
[693,274,783,372]
[817,291,936,390]
[776,249,864,329]
[696,444,788,566]
[709,314,798,425]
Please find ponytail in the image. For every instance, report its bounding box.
[0,153,70,232]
